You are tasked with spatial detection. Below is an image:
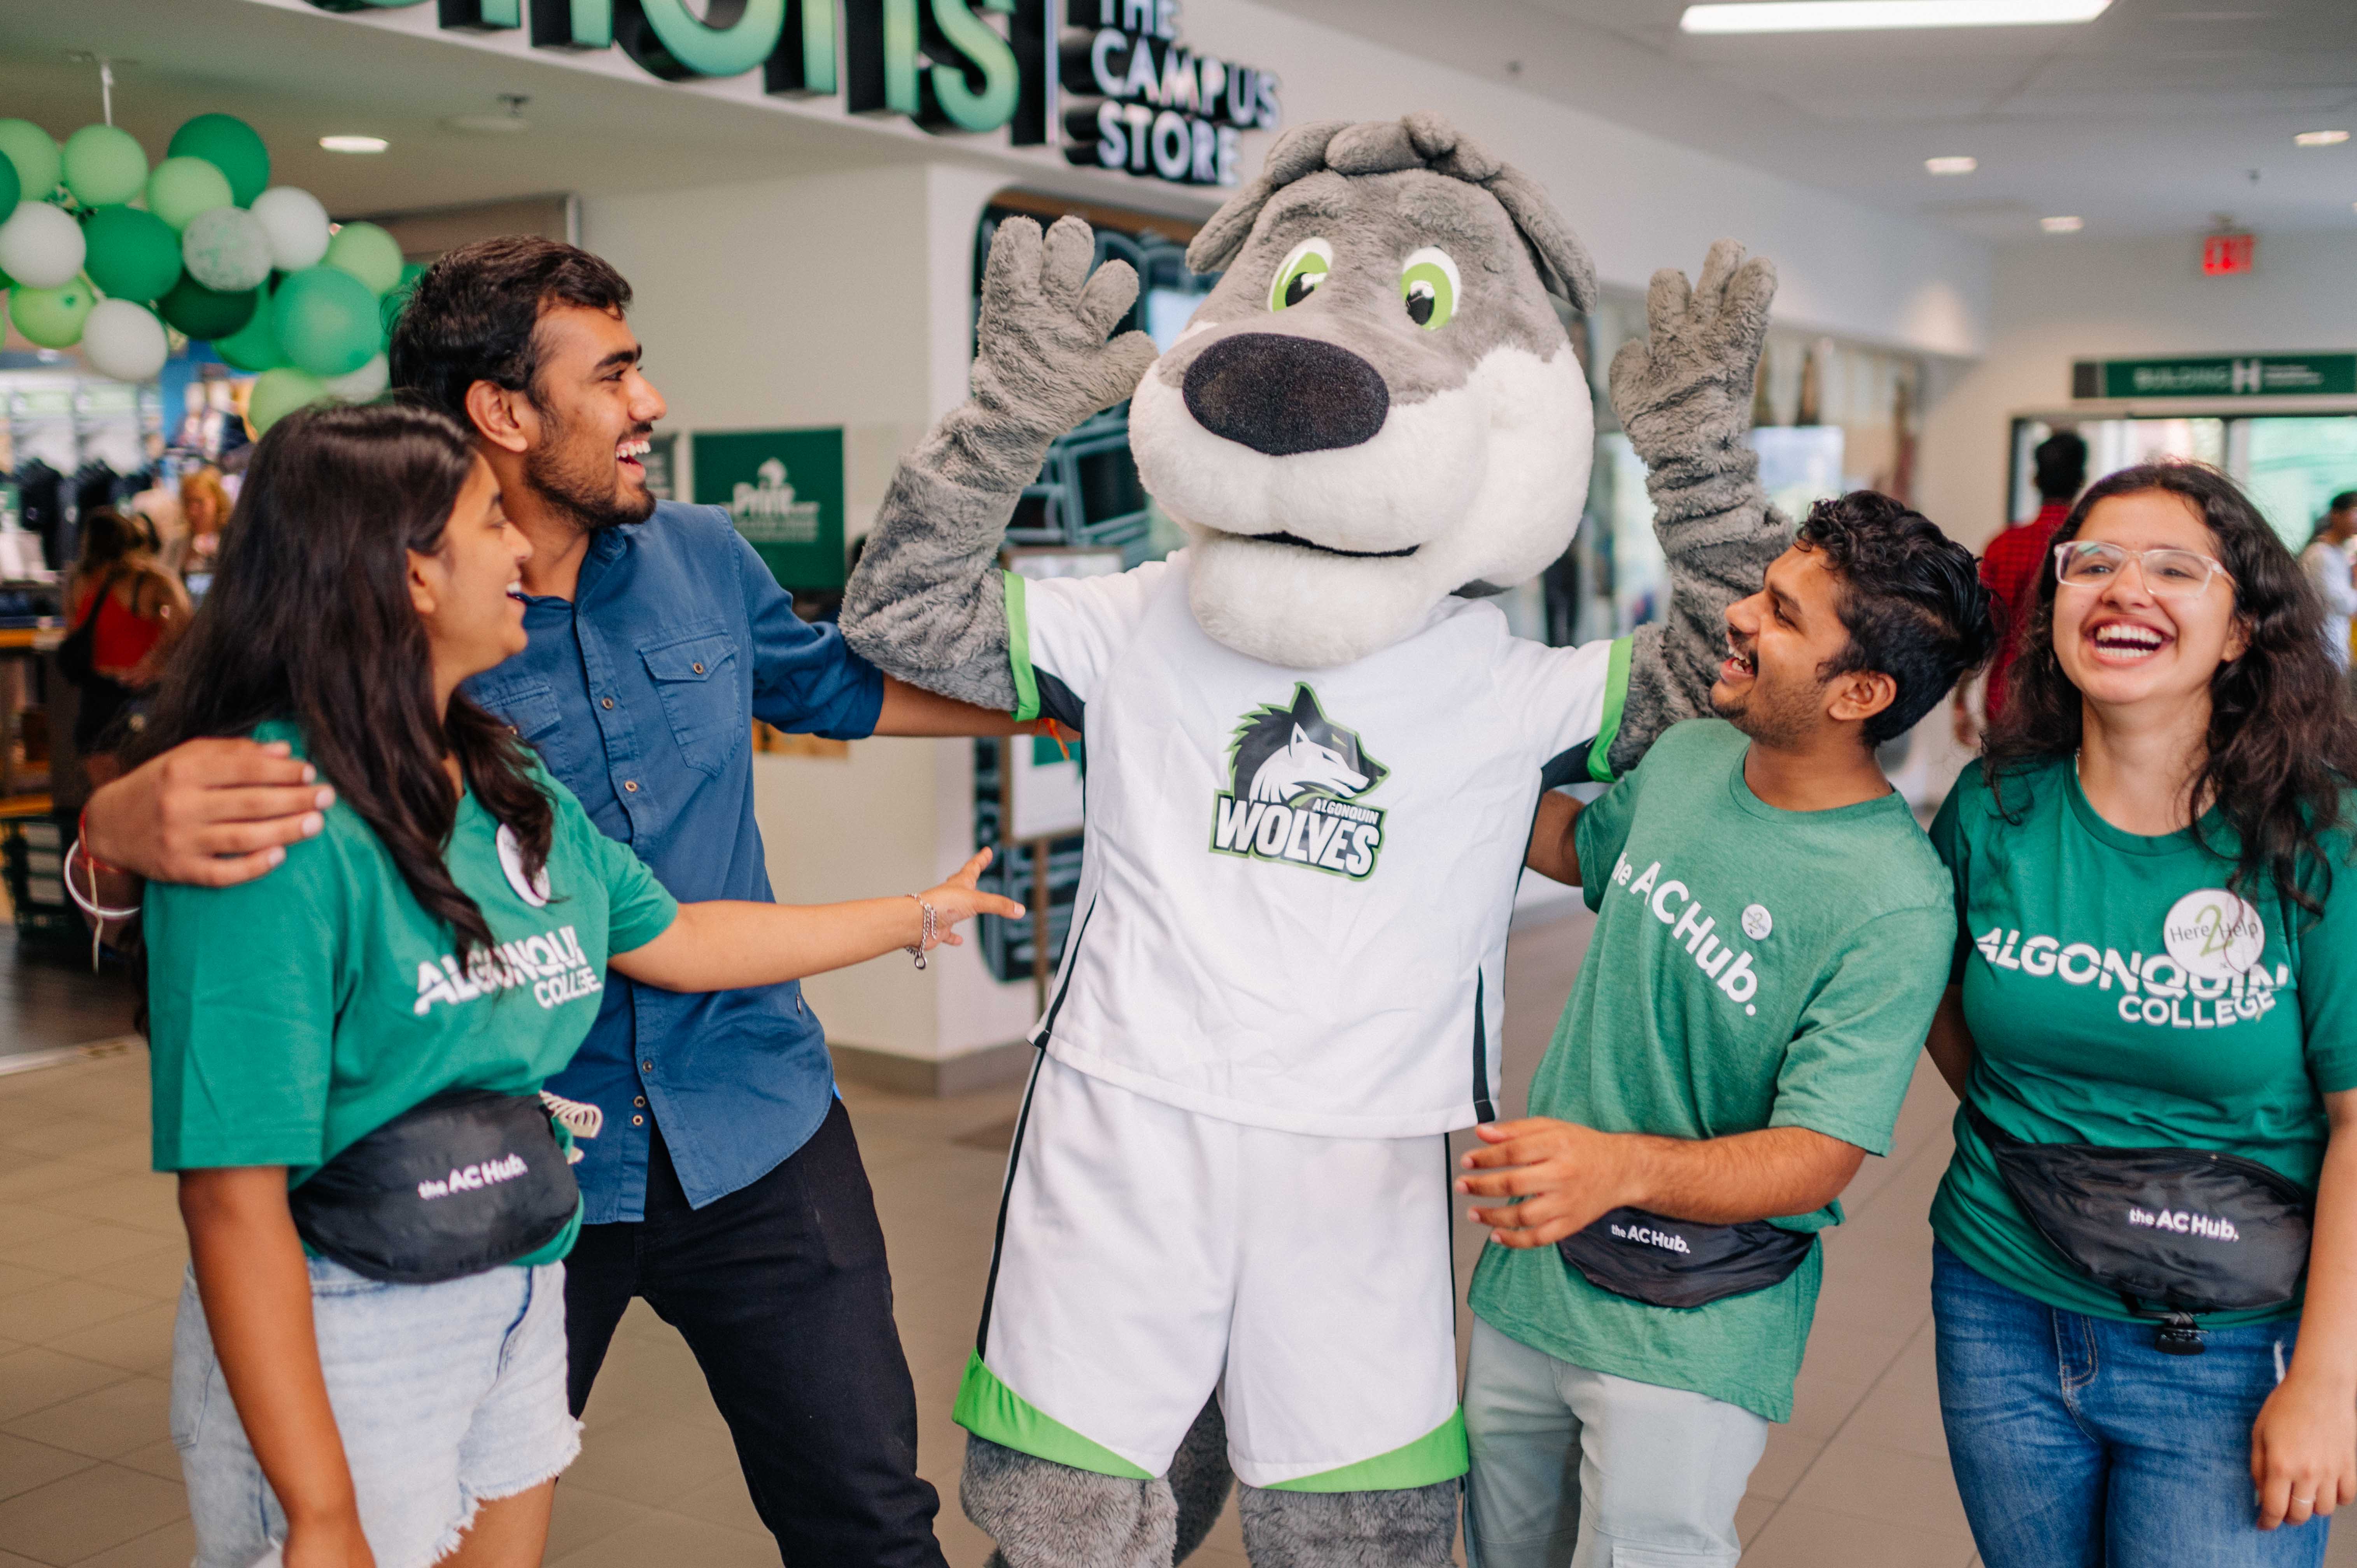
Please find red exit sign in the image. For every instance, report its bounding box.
[2202,232,2258,276]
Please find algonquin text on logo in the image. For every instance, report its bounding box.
[1208,684,1387,879]
[414,925,604,1016]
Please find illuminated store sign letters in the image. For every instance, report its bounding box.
[311,0,1275,185]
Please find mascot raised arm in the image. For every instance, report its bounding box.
[844,112,1787,1568]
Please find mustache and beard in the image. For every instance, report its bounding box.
[1709,626,1821,750]
[527,402,657,533]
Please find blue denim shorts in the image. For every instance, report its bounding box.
[171,1258,580,1568]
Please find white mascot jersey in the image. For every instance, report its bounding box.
[1011,551,1623,1138]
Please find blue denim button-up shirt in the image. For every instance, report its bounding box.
[464,501,883,1223]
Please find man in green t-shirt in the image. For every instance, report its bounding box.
[1460,492,1998,1568]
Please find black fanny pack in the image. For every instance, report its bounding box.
[1557,1205,1818,1310]
[289,1089,581,1285]
[1965,1101,2311,1354]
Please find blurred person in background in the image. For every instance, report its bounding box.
[1955,429,2087,745]
[64,504,189,785]
[178,466,234,592]
[2300,492,2357,677]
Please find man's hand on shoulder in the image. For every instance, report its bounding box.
[1457,1117,1641,1249]
[85,738,335,888]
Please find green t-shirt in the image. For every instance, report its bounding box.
[146,721,680,1264]
[1928,758,2357,1325]
[1469,720,1955,1422]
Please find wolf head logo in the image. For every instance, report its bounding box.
[1230,686,1387,806]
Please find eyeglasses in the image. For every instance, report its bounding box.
[2052,541,2232,600]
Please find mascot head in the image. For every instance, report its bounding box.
[1130,112,1599,670]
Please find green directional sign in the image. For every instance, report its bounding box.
[2074,354,2357,400]
[692,427,846,592]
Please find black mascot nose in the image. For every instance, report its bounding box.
[1181,333,1390,456]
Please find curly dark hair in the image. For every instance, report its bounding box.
[1793,491,1999,746]
[387,235,632,427]
[131,402,556,966]
[1984,461,2357,917]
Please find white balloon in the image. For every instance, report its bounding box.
[0,202,86,290]
[323,352,388,402]
[250,186,331,272]
[182,205,274,293]
[81,298,170,382]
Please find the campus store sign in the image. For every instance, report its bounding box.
[308,0,1277,188]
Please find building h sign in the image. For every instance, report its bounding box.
[313,0,1276,187]
[2072,354,2357,401]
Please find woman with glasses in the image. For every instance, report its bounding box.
[1924,462,2357,1567]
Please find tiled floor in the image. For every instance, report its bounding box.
[3,913,2352,1566]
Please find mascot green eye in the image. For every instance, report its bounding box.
[1399,247,1461,330]
[1269,238,1334,312]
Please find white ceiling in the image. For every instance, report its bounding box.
[1257,0,2357,243]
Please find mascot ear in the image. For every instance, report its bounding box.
[1486,169,1598,314]
[1186,120,1350,275]
[1290,687,1321,725]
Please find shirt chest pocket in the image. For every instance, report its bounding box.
[643,628,742,779]
[475,679,579,780]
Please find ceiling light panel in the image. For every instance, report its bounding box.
[2041,215,2084,232]
[1926,155,1979,174]
[320,135,388,154]
[1681,0,2111,33]
[2293,130,2350,147]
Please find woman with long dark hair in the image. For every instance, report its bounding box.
[1926,461,2357,1566]
[137,402,1019,1568]
[64,504,189,778]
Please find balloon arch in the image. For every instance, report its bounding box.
[0,114,415,433]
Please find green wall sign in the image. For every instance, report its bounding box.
[2074,354,2357,400]
[307,0,1271,185]
[693,427,847,592]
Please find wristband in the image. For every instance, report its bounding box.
[76,807,120,876]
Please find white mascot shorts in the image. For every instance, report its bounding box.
[953,1054,1468,1491]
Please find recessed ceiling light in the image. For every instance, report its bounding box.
[319,135,387,154]
[1681,0,2110,33]
[2294,130,2350,147]
[1926,156,1979,175]
[2041,215,2084,232]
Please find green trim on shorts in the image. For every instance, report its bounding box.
[1588,636,1633,784]
[1265,1408,1469,1493]
[1004,570,1040,724]
[953,1351,1152,1480]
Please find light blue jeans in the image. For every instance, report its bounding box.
[1464,1317,1769,1568]
[172,1257,579,1568]
[1933,1242,2327,1568]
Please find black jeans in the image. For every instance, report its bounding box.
[564,1098,948,1568]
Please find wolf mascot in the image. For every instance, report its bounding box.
[844,114,1788,1566]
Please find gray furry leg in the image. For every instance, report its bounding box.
[1170,1397,1236,1561]
[963,1433,1180,1568]
[1236,1481,1459,1568]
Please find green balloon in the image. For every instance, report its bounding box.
[323,220,403,296]
[145,157,233,231]
[168,114,271,207]
[11,277,95,348]
[158,273,256,340]
[247,366,328,436]
[271,264,378,377]
[81,205,181,302]
[0,152,16,224]
[61,124,147,208]
[0,121,60,202]
[216,278,285,371]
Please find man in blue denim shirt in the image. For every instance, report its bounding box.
[91,238,1023,1567]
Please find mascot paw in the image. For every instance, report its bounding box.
[1236,1480,1458,1568]
[963,1435,1180,1568]
[973,215,1162,454]
[1608,237,1777,461]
